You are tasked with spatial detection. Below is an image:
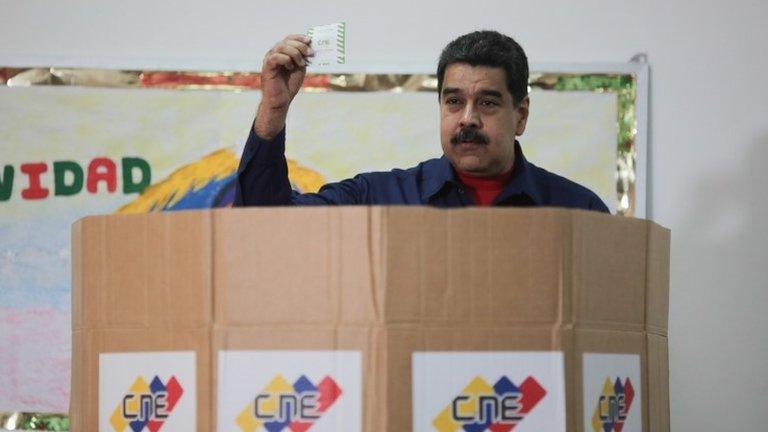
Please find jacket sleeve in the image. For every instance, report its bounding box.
[233,127,370,206]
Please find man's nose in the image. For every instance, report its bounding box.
[459,104,481,129]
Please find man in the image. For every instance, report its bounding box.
[234,30,609,212]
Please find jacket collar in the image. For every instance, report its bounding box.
[420,141,544,205]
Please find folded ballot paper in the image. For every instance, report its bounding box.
[307,22,346,68]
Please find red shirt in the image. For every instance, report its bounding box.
[456,168,514,206]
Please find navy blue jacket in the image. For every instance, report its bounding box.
[234,128,609,213]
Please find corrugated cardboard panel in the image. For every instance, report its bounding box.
[398,325,562,351]
[486,209,567,324]
[336,207,385,323]
[72,212,211,330]
[382,207,428,323]
[385,208,568,326]
[143,212,212,328]
[572,211,647,331]
[69,328,210,432]
[456,208,494,323]
[99,215,147,328]
[72,216,107,330]
[68,330,91,432]
[71,219,86,331]
[213,208,337,325]
[213,325,371,349]
[442,209,479,322]
[417,207,451,322]
[647,334,670,432]
[646,224,670,336]
[213,207,384,325]
[213,207,384,326]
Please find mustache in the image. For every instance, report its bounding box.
[450,128,489,145]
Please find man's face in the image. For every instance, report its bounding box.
[440,63,529,176]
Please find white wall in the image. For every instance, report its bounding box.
[3,0,767,429]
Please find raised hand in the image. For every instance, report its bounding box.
[254,34,314,139]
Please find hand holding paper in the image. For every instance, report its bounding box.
[254,34,314,139]
[254,23,346,139]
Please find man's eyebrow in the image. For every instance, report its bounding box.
[441,87,461,96]
[441,87,504,98]
[478,89,503,98]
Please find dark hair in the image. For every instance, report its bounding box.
[437,30,529,106]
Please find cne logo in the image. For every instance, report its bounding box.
[236,374,343,432]
[109,375,184,432]
[433,375,547,432]
[591,377,635,432]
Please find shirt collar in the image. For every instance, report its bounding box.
[420,141,544,205]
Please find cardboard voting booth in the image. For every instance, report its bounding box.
[70,207,670,431]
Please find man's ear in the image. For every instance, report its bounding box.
[515,96,530,136]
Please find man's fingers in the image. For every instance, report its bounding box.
[284,38,314,57]
[281,43,309,67]
[285,33,312,45]
[265,37,313,71]
[265,52,299,71]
